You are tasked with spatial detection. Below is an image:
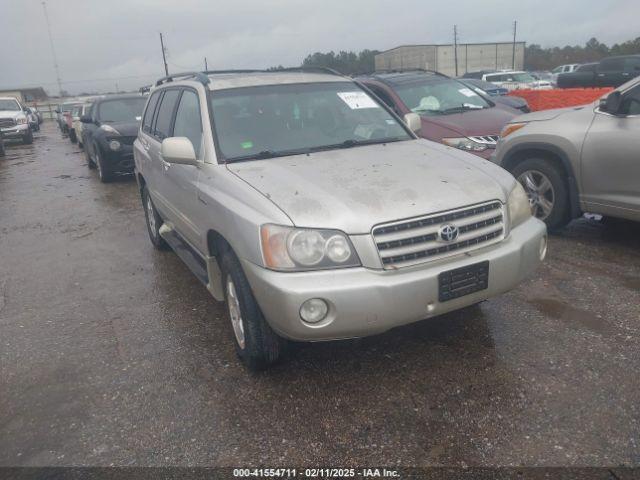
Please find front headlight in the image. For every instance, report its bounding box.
[100,124,120,135]
[508,181,532,228]
[16,117,27,125]
[442,137,487,152]
[260,224,361,271]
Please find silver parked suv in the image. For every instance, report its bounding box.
[493,77,640,230]
[134,69,547,369]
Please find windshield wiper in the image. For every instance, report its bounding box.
[308,137,406,152]
[226,148,311,163]
[440,105,485,114]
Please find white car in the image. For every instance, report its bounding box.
[551,64,581,83]
[71,103,92,147]
[0,97,33,145]
[483,71,553,91]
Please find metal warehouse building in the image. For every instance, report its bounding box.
[375,42,526,77]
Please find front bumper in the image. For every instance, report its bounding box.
[0,124,29,139]
[243,216,546,341]
[101,144,135,172]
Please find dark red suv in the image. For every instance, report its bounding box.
[357,71,520,159]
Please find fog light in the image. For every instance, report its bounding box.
[109,140,121,151]
[539,235,548,260]
[299,298,328,324]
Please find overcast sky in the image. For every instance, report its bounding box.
[1,0,638,95]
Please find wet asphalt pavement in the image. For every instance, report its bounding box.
[0,122,639,467]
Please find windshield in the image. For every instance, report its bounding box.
[98,98,146,123]
[0,99,21,111]
[511,73,536,82]
[210,81,411,161]
[61,104,75,112]
[393,78,491,116]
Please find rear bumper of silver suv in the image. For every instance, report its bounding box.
[242,216,547,341]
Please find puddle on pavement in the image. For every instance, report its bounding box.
[528,298,611,334]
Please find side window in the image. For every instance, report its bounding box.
[142,92,161,134]
[173,90,203,157]
[623,57,640,72]
[153,89,180,140]
[599,58,624,72]
[620,85,640,116]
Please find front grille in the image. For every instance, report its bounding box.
[468,135,499,147]
[372,201,505,269]
[0,118,16,128]
[119,136,136,146]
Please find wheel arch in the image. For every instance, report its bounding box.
[501,142,581,219]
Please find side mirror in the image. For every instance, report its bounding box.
[80,115,93,124]
[601,91,622,113]
[404,113,422,134]
[161,137,197,165]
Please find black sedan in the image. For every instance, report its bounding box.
[81,95,147,182]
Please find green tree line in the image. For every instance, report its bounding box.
[525,37,640,70]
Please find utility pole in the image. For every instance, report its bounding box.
[204,57,208,71]
[453,25,459,77]
[159,32,169,76]
[512,20,517,70]
[41,1,63,96]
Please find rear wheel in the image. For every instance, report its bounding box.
[221,250,284,370]
[511,157,570,231]
[142,185,169,250]
[69,129,77,143]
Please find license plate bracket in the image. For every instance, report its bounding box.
[438,260,489,302]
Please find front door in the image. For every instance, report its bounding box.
[162,88,204,251]
[581,84,640,220]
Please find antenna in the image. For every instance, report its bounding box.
[41,1,63,96]
[159,33,169,76]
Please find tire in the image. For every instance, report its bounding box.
[511,157,570,231]
[22,129,33,145]
[0,139,5,157]
[142,186,169,250]
[78,141,83,149]
[69,129,77,144]
[85,143,95,169]
[94,147,113,183]
[221,250,284,370]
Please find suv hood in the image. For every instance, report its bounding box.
[420,105,516,138]
[227,139,516,234]
[0,111,26,120]
[512,105,587,123]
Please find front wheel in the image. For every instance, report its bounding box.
[69,129,77,143]
[22,129,33,145]
[94,147,113,183]
[221,250,284,370]
[511,157,570,231]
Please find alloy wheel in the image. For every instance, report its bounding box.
[146,195,157,238]
[517,169,555,221]
[226,276,245,349]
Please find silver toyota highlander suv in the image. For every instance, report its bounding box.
[493,76,640,230]
[134,69,547,369]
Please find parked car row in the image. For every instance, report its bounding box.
[462,70,553,90]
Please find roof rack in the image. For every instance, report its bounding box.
[153,67,346,87]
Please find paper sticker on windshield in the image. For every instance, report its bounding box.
[135,116,142,121]
[241,141,253,149]
[337,91,379,109]
[458,88,478,98]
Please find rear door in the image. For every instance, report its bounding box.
[134,90,161,194]
[580,83,640,219]
[596,57,625,87]
[146,89,181,220]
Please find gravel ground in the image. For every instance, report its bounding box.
[1,123,639,467]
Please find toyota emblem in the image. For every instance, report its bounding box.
[439,224,459,242]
